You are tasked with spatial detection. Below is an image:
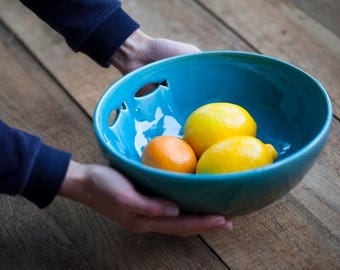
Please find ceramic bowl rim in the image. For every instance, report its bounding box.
[93,51,333,182]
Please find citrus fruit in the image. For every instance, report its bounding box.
[183,102,257,157]
[196,135,278,174]
[142,136,197,173]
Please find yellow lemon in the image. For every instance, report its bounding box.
[183,102,257,157]
[196,136,278,174]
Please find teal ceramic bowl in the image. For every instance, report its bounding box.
[93,51,332,217]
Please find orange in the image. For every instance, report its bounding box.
[142,136,197,173]
[183,102,257,157]
[196,135,278,174]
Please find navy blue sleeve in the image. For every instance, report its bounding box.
[0,120,71,208]
[19,0,140,67]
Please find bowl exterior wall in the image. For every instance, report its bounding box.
[104,120,330,217]
[94,51,333,216]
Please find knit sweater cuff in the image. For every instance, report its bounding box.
[80,7,139,67]
[22,144,71,208]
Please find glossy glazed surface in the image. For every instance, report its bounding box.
[94,51,332,217]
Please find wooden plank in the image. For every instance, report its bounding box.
[288,0,340,37]
[291,120,340,238]
[1,1,339,269]
[198,0,340,118]
[0,0,252,117]
[0,196,93,270]
[0,24,229,270]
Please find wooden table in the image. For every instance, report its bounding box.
[0,1,339,269]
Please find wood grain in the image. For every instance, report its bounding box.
[0,0,252,117]
[0,24,228,270]
[0,0,339,269]
[198,0,340,118]
[204,195,340,269]
[288,0,340,37]
[0,196,93,270]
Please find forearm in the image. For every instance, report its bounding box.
[58,160,90,205]
[0,120,71,208]
[19,0,139,67]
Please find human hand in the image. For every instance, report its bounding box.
[111,29,200,75]
[59,160,233,236]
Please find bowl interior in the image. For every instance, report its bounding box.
[97,52,330,168]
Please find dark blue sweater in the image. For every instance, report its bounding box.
[0,0,139,208]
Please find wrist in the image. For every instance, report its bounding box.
[59,160,89,203]
[111,29,152,73]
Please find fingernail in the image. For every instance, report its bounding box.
[214,218,227,226]
[164,206,179,216]
[214,218,233,231]
[222,221,233,231]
